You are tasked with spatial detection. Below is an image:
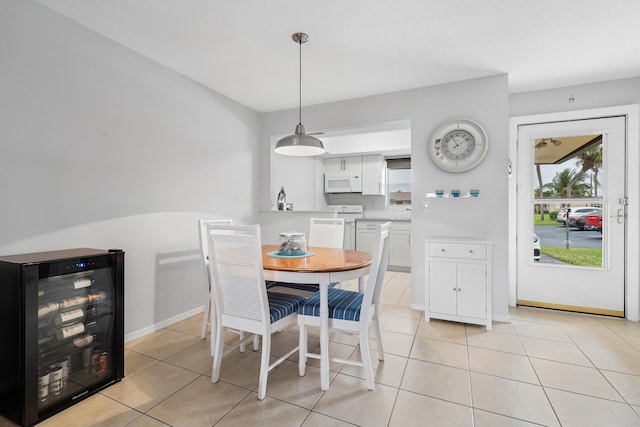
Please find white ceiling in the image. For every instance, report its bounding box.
[36,0,640,113]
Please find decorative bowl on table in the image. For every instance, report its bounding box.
[278,232,307,256]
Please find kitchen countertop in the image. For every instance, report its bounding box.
[357,216,411,222]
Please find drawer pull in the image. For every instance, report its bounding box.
[469,250,474,254]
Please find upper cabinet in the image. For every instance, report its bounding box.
[362,155,386,196]
[324,155,387,195]
[324,157,362,174]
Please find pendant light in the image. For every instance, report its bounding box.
[275,33,325,156]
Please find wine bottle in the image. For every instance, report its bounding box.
[53,308,84,325]
[38,302,59,318]
[55,322,85,340]
[59,295,87,310]
[88,291,107,303]
[72,277,93,289]
[73,334,94,347]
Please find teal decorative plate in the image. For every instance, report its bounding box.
[267,250,315,258]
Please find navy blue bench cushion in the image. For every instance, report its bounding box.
[266,291,306,324]
[298,288,364,321]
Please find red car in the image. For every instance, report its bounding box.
[584,213,603,233]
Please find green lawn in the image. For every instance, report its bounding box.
[540,247,602,267]
[533,215,559,226]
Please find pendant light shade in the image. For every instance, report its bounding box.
[275,33,325,156]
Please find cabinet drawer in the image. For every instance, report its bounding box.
[429,242,486,260]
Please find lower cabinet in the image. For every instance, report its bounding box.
[425,238,492,330]
[389,221,411,270]
[356,220,411,271]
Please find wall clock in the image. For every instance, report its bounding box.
[428,118,489,172]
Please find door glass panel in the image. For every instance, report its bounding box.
[532,135,603,268]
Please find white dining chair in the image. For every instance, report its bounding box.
[266,216,346,295]
[207,223,305,400]
[308,217,345,248]
[198,218,233,339]
[297,222,391,390]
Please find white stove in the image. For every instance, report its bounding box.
[327,204,364,217]
[327,205,363,249]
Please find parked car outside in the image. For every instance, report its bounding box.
[570,211,596,229]
[585,212,603,233]
[557,207,602,225]
[533,233,541,262]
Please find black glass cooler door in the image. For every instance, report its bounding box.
[36,263,116,411]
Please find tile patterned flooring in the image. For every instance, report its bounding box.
[5,272,640,426]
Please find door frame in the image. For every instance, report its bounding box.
[509,104,640,321]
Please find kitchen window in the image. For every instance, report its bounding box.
[387,157,411,208]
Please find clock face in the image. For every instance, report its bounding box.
[440,130,476,161]
[429,119,488,172]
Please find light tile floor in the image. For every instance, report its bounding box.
[5,271,640,426]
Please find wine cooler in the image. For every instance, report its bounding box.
[0,248,124,426]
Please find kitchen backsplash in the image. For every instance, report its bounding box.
[326,193,396,213]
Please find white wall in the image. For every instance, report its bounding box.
[0,1,261,339]
[510,77,640,116]
[261,75,511,321]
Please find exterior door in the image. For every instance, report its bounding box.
[516,116,626,316]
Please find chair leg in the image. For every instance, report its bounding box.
[298,323,308,376]
[257,333,270,400]
[372,314,385,362]
[359,327,375,390]
[211,324,225,383]
[239,331,246,353]
[253,334,260,351]
[200,299,210,339]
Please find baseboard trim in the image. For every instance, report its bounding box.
[125,305,205,343]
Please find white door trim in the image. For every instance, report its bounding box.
[509,104,640,321]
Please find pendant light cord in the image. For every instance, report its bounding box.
[298,37,302,125]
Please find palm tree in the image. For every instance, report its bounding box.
[575,146,603,197]
[535,164,545,220]
[569,145,602,196]
[545,168,591,197]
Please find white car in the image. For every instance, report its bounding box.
[533,233,541,262]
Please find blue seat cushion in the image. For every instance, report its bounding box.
[298,288,364,321]
[267,291,306,324]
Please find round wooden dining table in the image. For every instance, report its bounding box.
[262,245,372,390]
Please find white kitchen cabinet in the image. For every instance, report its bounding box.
[356,220,411,271]
[389,221,411,269]
[355,221,377,254]
[362,155,386,196]
[425,238,492,330]
[324,156,362,175]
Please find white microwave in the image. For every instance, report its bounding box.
[324,172,362,193]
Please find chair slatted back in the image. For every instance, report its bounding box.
[198,219,233,279]
[207,224,269,330]
[309,217,345,248]
[363,222,392,315]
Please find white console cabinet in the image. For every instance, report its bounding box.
[425,238,492,330]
